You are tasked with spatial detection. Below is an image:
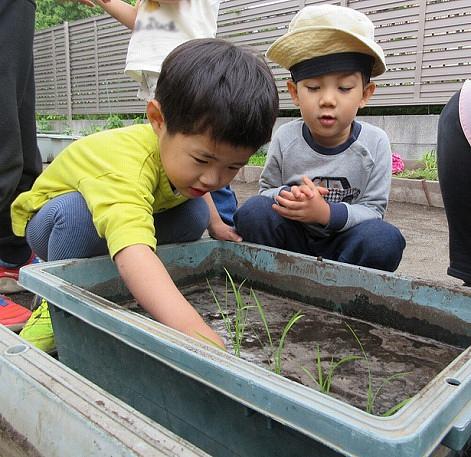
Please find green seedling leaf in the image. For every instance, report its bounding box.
[382,397,412,417]
[303,345,361,394]
[207,278,233,340]
[371,372,412,410]
[195,332,226,352]
[274,311,304,375]
[251,288,273,348]
[346,322,411,415]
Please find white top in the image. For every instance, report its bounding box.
[459,80,471,146]
[125,0,220,82]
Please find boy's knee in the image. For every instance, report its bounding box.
[179,198,210,241]
[342,219,405,272]
[191,198,210,236]
[158,198,210,244]
[363,220,406,271]
[48,192,93,229]
[234,196,273,232]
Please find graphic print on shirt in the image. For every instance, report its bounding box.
[134,0,181,32]
[313,177,360,204]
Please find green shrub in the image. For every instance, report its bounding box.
[396,150,438,181]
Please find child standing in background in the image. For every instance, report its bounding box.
[90,0,241,241]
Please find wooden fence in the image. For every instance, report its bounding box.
[34,0,471,116]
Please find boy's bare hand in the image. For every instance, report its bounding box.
[274,176,330,225]
[208,220,243,242]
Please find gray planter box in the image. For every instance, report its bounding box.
[37,134,81,163]
[0,326,208,457]
[19,240,471,457]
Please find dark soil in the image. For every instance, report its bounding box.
[121,278,462,417]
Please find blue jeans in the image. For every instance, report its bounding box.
[234,196,406,272]
[211,186,237,226]
[26,192,210,261]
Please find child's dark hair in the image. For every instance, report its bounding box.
[155,38,279,151]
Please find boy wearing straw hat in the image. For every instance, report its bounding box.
[234,4,405,272]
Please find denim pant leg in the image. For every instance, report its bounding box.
[310,219,406,272]
[210,186,238,226]
[234,195,311,253]
[154,197,209,245]
[25,192,107,261]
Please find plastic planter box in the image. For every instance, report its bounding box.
[0,326,208,456]
[37,134,80,163]
[19,240,471,457]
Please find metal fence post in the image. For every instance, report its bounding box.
[413,1,427,102]
[63,21,73,122]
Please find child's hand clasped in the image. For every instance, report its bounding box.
[274,176,330,225]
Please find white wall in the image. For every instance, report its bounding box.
[42,115,439,162]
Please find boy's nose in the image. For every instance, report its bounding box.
[319,90,336,107]
[199,170,220,189]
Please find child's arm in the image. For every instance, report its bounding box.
[115,243,225,348]
[203,193,242,242]
[88,0,184,29]
[76,0,139,29]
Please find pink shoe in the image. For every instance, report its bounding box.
[0,254,38,293]
[0,295,32,332]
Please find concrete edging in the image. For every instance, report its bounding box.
[235,166,443,208]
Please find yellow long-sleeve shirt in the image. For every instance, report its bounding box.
[11,124,188,258]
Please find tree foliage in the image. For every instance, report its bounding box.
[35,0,103,30]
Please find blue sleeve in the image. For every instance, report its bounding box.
[326,202,348,231]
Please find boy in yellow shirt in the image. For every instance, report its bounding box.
[12,38,279,352]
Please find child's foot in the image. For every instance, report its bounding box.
[0,295,32,332]
[19,298,56,354]
[0,254,39,293]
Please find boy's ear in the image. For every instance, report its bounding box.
[147,99,165,135]
[360,82,376,109]
[287,80,300,106]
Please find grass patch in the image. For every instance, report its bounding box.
[248,148,267,166]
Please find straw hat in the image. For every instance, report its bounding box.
[266,4,386,77]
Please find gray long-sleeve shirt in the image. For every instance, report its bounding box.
[260,119,392,236]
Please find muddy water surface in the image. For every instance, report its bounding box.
[122,279,463,416]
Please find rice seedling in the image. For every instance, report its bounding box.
[302,345,361,394]
[346,323,412,416]
[251,288,304,375]
[207,268,252,357]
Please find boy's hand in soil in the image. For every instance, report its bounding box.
[274,176,331,225]
[115,244,225,349]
